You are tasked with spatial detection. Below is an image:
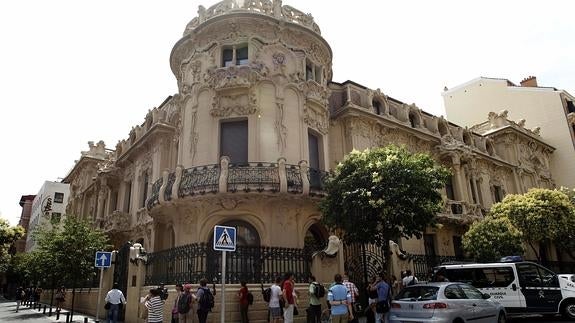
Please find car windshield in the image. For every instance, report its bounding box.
[395,286,439,301]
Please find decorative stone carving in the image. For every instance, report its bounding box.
[210,91,258,117]
[103,210,131,233]
[275,102,287,152]
[303,104,329,134]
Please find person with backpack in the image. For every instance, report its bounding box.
[238,280,250,323]
[178,284,194,323]
[196,278,214,323]
[401,270,418,287]
[307,275,323,323]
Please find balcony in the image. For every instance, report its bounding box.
[438,200,484,224]
[147,157,328,210]
[102,210,131,233]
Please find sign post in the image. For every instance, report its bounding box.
[213,225,236,323]
[94,251,112,323]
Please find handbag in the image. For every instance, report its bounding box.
[104,302,111,310]
[293,306,299,316]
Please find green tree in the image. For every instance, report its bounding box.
[490,188,575,262]
[0,217,25,272]
[33,216,110,287]
[462,216,524,262]
[557,187,575,259]
[320,145,450,263]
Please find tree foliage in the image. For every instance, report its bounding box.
[0,217,25,272]
[462,216,524,262]
[489,188,575,261]
[29,216,110,286]
[320,145,450,248]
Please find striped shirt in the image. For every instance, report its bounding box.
[343,280,359,304]
[145,296,164,323]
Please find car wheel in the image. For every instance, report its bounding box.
[497,311,506,323]
[563,300,575,319]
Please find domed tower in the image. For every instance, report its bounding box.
[148,0,332,255]
[170,0,332,168]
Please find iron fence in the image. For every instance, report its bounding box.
[144,243,313,286]
[179,164,220,197]
[308,168,329,195]
[147,177,162,209]
[227,162,280,193]
[286,164,303,193]
[163,172,176,201]
[410,254,468,280]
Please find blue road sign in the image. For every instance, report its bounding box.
[213,225,236,252]
[95,251,112,268]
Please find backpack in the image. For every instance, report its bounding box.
[199,287,215,311]
[262,287,271,302]
[313,283,325,298]
[247,292,254,305]
[177,293,191,314]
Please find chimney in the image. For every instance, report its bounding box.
[520,76,538,87]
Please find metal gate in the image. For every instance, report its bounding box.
[113,242,130,320]
[344,243,386,312]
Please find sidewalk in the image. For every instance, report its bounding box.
[0,297,103,323]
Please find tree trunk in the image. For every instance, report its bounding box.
[529,242,540,263]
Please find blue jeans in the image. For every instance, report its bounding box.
[107,303,120,323]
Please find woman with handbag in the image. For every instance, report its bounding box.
[55,286,66,312]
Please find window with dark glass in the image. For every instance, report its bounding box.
[493,185,503,203]
[444,285,466,299]
[373,100,382,115]
[220,120,248,164]
[308,131,320,170]
[236,46,248,65]
[124,181,132,213]
[424,234,436,257]
[306,63,313,81]
[54,192,64,203]
[453,236,464,259]
[567,100,575,114]
[141,173,149,208]
[459,284,483,299]
[222,48,234,67]
[445,176,455,200]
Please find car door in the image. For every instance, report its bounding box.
[443,284,478,322]
[459,283,498,323]
[516,263,562,313]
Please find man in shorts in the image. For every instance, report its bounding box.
[269,277,283,323]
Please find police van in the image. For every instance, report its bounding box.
[436,261,575,319]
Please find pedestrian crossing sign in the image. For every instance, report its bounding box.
[213,225,236,251]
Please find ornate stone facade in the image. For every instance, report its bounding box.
[62,1,558,263]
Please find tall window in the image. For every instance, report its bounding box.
[306,63,314,81]
[308,131,320,170]
[453,236,464,259]
[445,176,455,200]
[141,173,149,208]
[123,181,132,213]
[222,45,249,67]
[423,234,436,257]
[373,100,382,115]
[220,120,248,164]
[493,185,503,203]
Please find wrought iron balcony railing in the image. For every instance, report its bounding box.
[147,157,329,210]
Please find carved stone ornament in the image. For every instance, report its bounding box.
[207,65,266,91]
[210,90,258,117]
[303,104,329,134]
[275,102,288,152]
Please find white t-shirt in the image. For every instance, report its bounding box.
[269,284,282,308]
[402,275,418,286]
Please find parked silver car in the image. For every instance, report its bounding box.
[389,282,506,323]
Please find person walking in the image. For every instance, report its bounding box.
[55,286,66,312]
[342,274,359,322]
[307,275,322,323]
[282,272,296,323]
[238,281,250,323]
[105,282,126,323]
[268,277,283,323]
[371,273,391,323]
[327,274,354,323]
[145,288,165,323]
[15,286,24,313]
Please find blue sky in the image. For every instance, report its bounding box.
[1,0,574,225]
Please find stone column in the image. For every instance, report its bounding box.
[451,156,468,202]
[125,244,147,323]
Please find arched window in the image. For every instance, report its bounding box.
[373,100,382,115]
[304,223,328,254]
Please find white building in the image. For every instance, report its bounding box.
[26,181,70,251]
[443,76,575,189]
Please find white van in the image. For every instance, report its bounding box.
[437,261,575,319]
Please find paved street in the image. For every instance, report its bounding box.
[0,297,96,323]
[509,315,571,323]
